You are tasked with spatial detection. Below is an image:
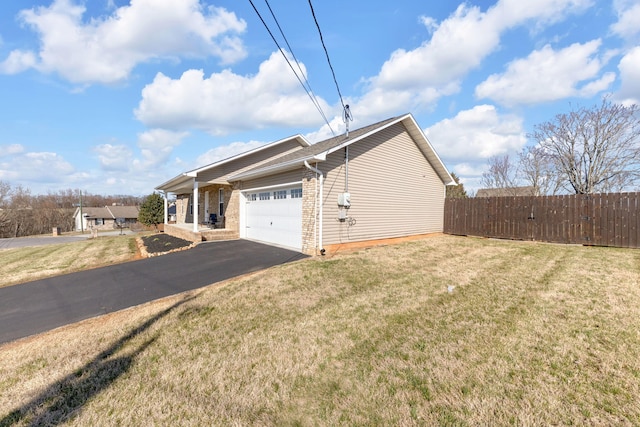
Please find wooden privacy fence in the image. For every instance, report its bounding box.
[444,192,640,248]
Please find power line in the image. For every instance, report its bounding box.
[263,0,334,135]
[247,0,336,136]
[264,2,311,96]
[307,0,347,112]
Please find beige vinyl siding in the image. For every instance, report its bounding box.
[241,168,303,190]
[198,140,304,183]
[322,122,445,245]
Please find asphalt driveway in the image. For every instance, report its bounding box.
[0,240,307,345]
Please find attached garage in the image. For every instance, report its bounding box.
[242,185,303,251]
[157,113,455,255]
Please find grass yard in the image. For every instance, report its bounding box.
[0,236,139,288]
[1,235,639,425]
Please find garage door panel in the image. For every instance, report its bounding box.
[244,186,302,250]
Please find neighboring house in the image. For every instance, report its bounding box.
[155,113,455,254]
[476,186,537,198]
[73,205,140,231]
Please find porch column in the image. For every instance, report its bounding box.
[193,180,199,233]
[163,193,168,225]
[204,191,210,223]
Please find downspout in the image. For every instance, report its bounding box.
[304,160,325,255]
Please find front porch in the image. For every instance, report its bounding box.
[163,222,239,243]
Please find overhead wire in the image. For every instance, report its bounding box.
[248,0,336,136]
[307,0,348,114]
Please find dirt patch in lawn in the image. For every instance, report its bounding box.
[139,233,195,257]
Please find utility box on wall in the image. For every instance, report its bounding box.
[338,192,351,208]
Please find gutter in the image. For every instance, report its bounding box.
[304,160,325,255]
[230,153,327,182]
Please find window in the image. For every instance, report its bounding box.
[291,188,302,199]
[274,190,287,199]
[259,192,270,201]
[219,188,224,216]
[249,193,257,201]
[95,218,104,226]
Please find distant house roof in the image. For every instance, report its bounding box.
[75,205,139,219]
[476,186,537,197]
[106,205,140,219]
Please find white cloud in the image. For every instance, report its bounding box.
[0,151,75,182]
[418,16,438,34]
[475,40,615,105]
[357,0,592,118]
[616,46,640,105]
[424,105,527,162]
[611,0,640,41]
[0,143,177,195]
[135,51,334,135]
[135,129,189,168]
[304,116,348,143]
[0,50,37,74]
[0,144,26,156]
[94,143,134,171]
[1,0,246,84]
[494,0,593,31]
[196,140,266,166]
[374,4,498,92]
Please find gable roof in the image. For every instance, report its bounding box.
[229,113,455,185]
[76,206,140,219]
[79,207,111,219]
[107,205,141,219]
[155,134,309,193]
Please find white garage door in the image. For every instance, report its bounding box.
[244,186,303,250]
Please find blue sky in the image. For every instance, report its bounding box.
[0,0,639,196]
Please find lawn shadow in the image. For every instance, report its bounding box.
[0,295,196,426]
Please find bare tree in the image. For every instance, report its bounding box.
[480,154,519,192]
[0,183,145,238]
[0,181,10,236]
[517,145,562,196]
[530,99,640,194]
[8,185,32,237]
[0,180,10,207]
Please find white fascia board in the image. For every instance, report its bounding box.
[401,114,455,185]
[190,134,310,176]
[229,153,326,181]
[154,173,194,193]
[156,134,309,191]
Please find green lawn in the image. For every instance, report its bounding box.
[1,235,639,425]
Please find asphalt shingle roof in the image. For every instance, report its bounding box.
[238,116,401,174]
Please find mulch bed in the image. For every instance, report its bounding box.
[140,233,194,254]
